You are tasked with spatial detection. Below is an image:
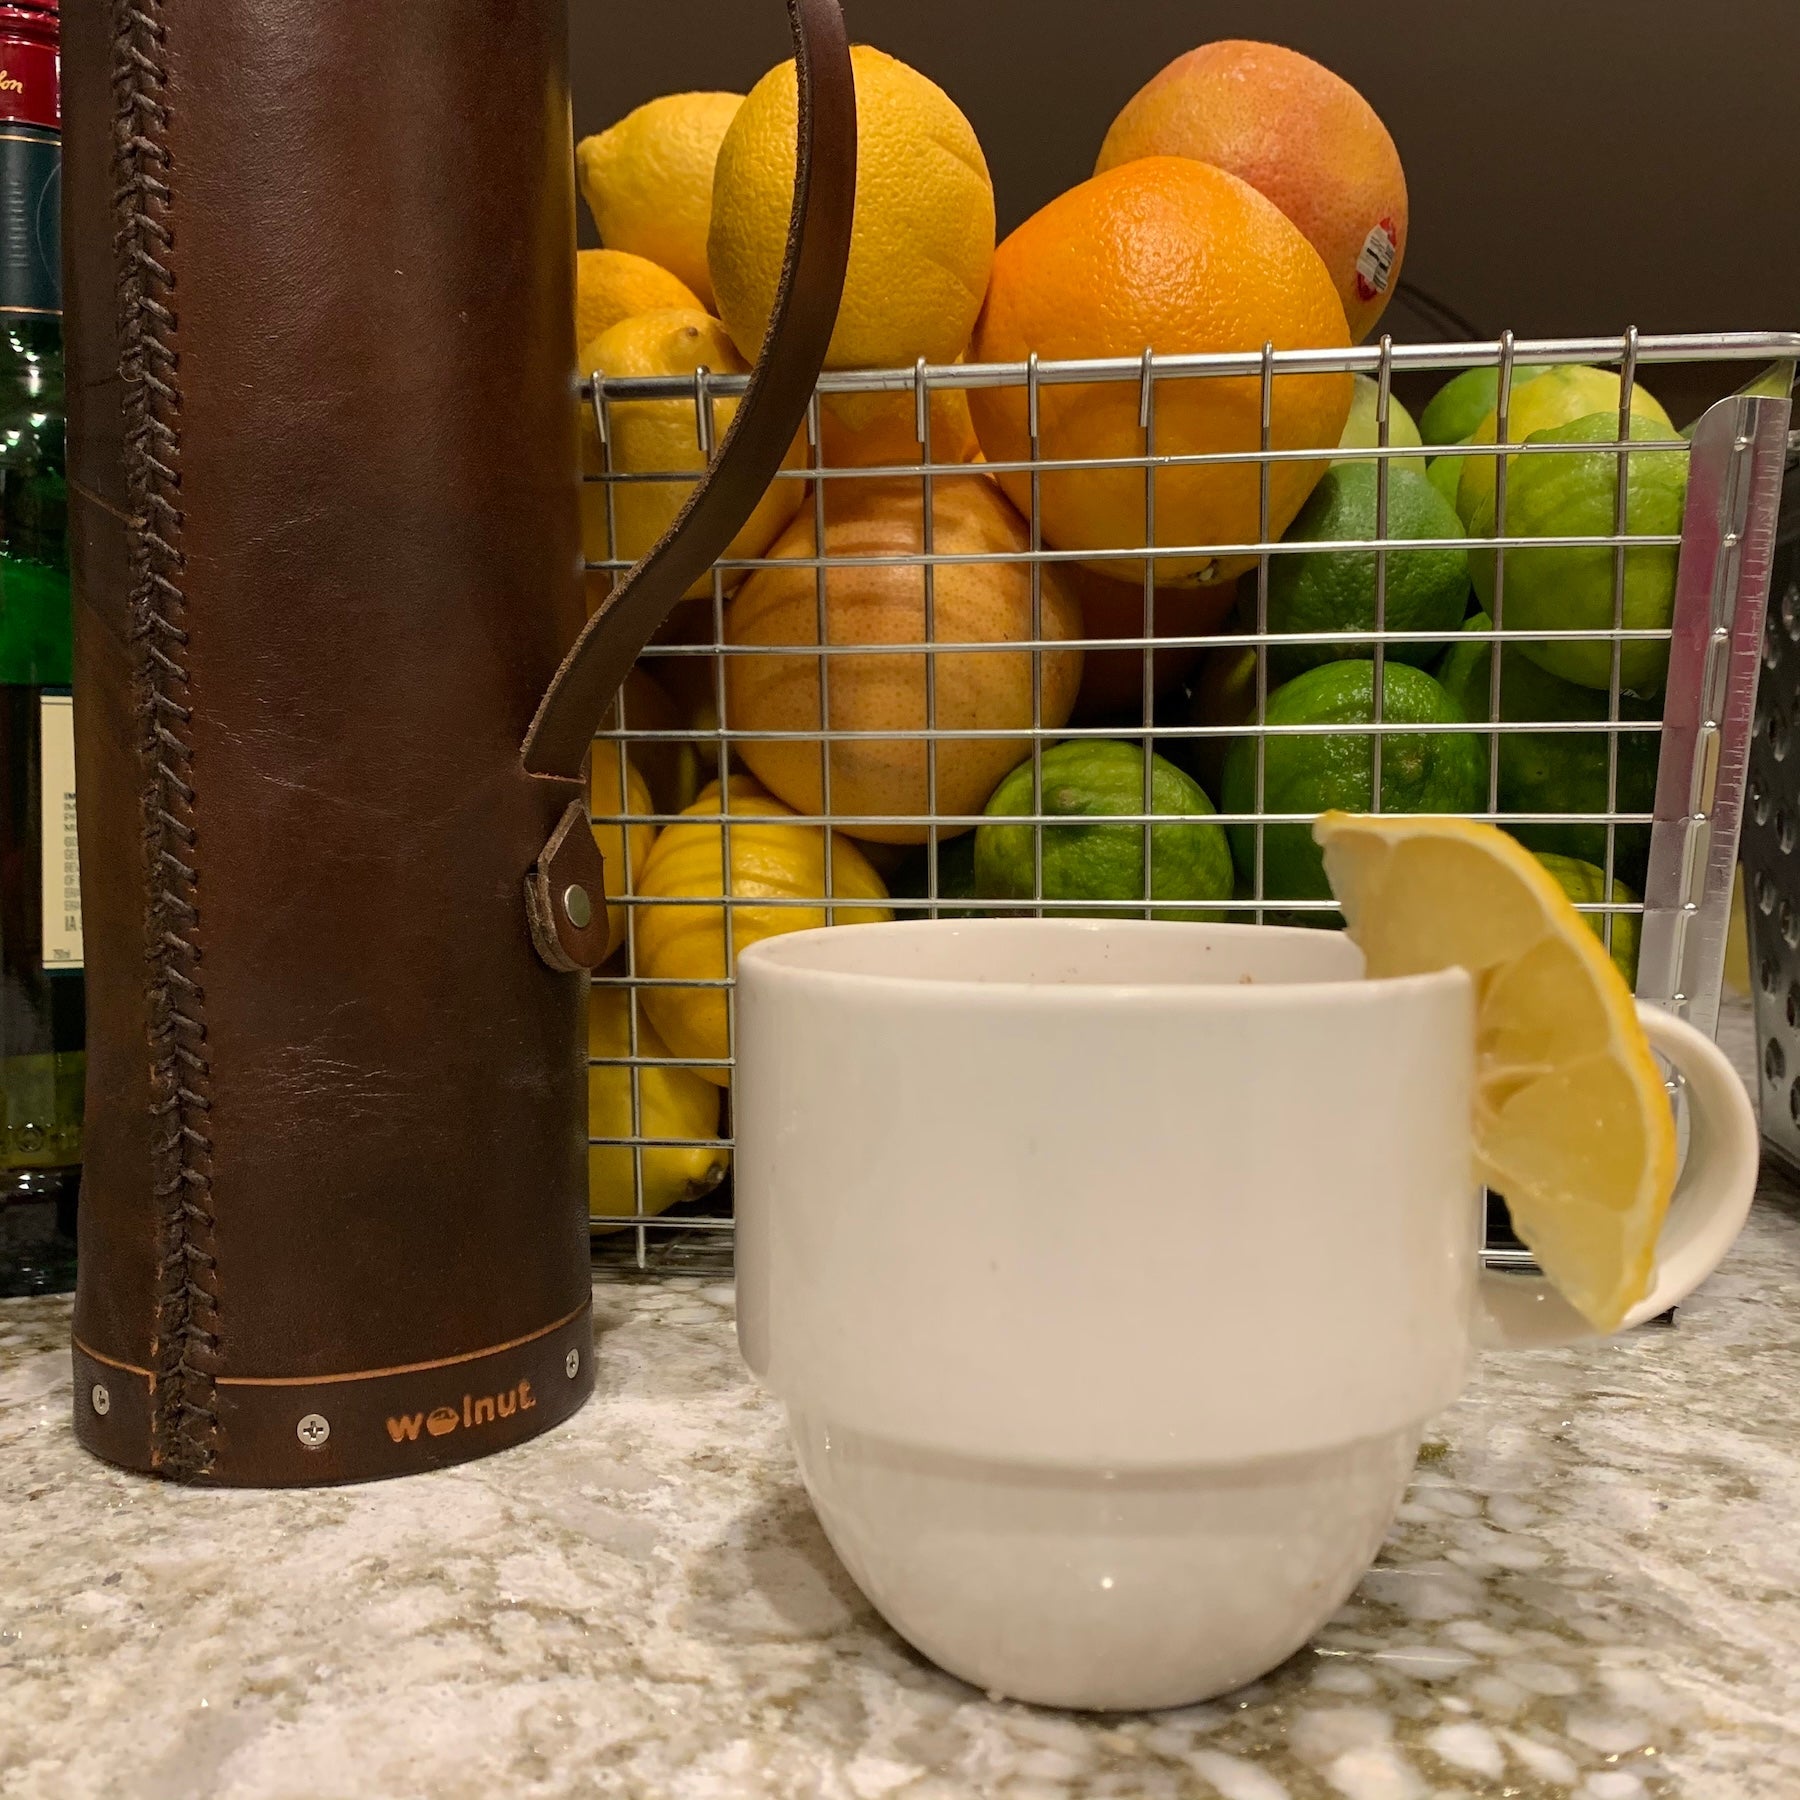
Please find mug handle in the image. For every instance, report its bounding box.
[1477,1003,1761,1350]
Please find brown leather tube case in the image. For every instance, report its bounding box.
[65,0,854,1484]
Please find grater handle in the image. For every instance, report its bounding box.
[520,0,856,780]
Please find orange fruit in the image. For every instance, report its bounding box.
[1065,563,1234,722]
[723,472,1085,843]
[970,158,1352,590]
[1096,40,1407,342]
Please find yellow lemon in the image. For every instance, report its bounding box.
[576,248,703,353]
[1315,812,1677,1330]
[635,779,892,1083]
[577,92,743,310]
[708,45,995,370]
[587,985,727,1228]
[589,743,656,962]
[579,308,805,600]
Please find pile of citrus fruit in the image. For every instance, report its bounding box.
[568,34,1686,1251]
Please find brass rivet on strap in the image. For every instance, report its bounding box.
[562,884,593,930]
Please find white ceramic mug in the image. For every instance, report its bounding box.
[733,919,1759,1712]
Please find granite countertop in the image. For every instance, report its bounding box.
[5,1004,1799,1800]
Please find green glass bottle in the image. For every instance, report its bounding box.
[0,0,79,1294]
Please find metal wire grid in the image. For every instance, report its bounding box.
[584,331,1798,1270]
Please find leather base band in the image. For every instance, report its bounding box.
[71,1301,596,1487]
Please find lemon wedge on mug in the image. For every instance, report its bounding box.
[1314,813,1677,1330]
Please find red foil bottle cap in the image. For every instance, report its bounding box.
[0,0,59,133]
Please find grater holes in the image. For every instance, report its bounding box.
[1755,871,1777,915]
[1752,777,1771,827]
[1767,1039,1787,1085]
[1787,982,1800,1029]
[1768,705,1792,763]
[1781,810,1797,855]
[1782,577,1800,643]
[1783,899,1800,950]
[1763,956,1782,995]
[1790,1077,1800,1127]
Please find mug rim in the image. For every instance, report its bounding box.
[739,917,1470,1008]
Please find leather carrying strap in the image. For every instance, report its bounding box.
[522,0,855,780]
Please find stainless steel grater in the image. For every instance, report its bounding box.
[1743,438,1800,1174]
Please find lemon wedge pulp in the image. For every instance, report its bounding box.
[1315,812,1677,1330]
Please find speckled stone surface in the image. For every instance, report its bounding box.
[4,1003,1797,1800]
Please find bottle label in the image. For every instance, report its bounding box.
[0,123,57,316]
[38,690,80,969]
[0,29,59,133]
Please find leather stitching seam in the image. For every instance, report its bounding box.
[113,0,219,1478]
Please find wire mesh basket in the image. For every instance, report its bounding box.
[583,330,1797,1273]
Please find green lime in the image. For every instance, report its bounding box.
[1534,853,1641,988]
[1334,376,1428,478]
[1426,453,1464,510]
[1436,612,1659,881]
[1266,463,1470,680]
[975,739,1233,919]
[1455,366,1674,527]
[1467,411,1687,693]
[1220,661,1485,909]
[1418,364,1552,447]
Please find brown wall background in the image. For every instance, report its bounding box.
[574,0,1800,347]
